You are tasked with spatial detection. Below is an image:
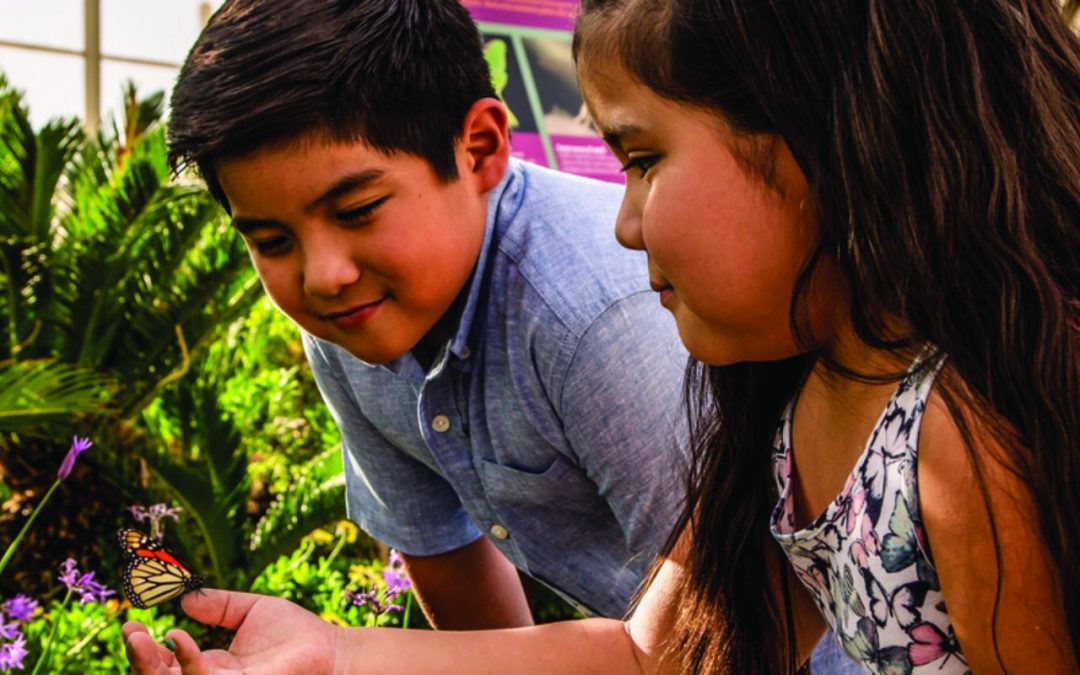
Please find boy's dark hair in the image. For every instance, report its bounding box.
[168,0,496,206]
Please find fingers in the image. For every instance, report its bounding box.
[167,629,216,675]
[182,588,263,630]
[124,624,177,674]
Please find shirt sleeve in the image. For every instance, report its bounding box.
[556,291,690,560]
[302,333,484,556]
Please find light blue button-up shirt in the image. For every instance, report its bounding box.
[303,159,688,618]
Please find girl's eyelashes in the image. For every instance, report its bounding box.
[619,154,659,178]
[336,194,391,223]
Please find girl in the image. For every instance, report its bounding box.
[124,0,1079,672]
[571,0,1080,671]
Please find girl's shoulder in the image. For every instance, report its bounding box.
[916,366,1075,672]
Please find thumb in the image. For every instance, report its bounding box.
[181,588,262,630]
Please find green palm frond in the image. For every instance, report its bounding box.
[0,84,82,242]
[0,359,111,433]
[0,82,83,361]
[247,447,346,583]
[141,371,250,588]
[41,115,257,417]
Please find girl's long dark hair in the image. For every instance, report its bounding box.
[577,1,1080,671]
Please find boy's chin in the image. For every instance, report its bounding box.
[342,343,411,366]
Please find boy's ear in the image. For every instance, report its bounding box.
[460,98,510,193]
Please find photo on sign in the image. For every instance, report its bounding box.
[521,36,595,138]
[481,31,547,166]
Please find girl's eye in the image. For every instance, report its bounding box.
[253,236,291,256]
[619,155,659,178]
[336,195,390,223]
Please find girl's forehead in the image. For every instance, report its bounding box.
[576,56,638,110]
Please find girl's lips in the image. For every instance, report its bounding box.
[650,279,674,307]
[325,298,385,328]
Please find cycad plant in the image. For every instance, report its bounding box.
[0,73,261,593]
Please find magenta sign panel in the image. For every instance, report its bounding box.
[462,0,578,32]
[465,1,624,184]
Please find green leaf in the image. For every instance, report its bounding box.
[0,359,111,432]
[247,447,346,582]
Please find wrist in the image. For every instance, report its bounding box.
[328,624,358,675]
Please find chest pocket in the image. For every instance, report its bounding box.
[476,453,598,521]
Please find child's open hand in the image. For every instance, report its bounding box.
[122,589,341,674]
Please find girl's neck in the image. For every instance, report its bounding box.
[787,321,920,528]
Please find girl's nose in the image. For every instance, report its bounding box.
[614,194,645,251]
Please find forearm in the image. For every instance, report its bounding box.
[332,617,646,675]
[403,537,534,629]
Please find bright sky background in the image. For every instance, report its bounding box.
[0,0,225,127]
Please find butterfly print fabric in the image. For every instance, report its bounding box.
[770,354,971,675]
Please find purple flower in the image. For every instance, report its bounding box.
[58,559,114,605]
[56,436,92,480]
[1,596,37,623]
[381,567,410,595]
[128,503,182,541]
[0,636,27,672]
[387,548,405,569]
[0,621,18,641]
[345,588,401,617]
[381,548,410,595]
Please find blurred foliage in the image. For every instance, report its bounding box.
[18,598,198,674]
[250,523,425,630]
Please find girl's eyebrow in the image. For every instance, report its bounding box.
[600,122,645,152]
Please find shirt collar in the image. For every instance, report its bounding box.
[447,160,522,362]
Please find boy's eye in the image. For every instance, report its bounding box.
[253,236,290,256]
[619,155,659,178]
[336,195,390,223]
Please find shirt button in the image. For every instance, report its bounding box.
[431,414,451,433]
[460,346,471,360]
[489,524,509,540]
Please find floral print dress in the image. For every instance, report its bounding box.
[770,354,971,674]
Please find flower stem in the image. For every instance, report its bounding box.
[0,478,61,579]
[60,604,118,662]
[402,593,413,629]
[31,589,72,675]
[321,528,349,570]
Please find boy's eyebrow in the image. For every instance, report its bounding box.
[230,169,389,233]
[306,169,388,213]
[232,217,281,235]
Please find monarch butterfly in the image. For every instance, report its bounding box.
[117,528,205,609]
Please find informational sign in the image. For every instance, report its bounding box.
[464,1,624,184]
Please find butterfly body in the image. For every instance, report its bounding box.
[117,528,205,609]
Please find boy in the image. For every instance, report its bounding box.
[162,0,686,628]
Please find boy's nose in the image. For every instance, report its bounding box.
[302,249,362,298]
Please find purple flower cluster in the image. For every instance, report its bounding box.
[58,559,114,605]
[1,598,36,624]
[0,637,27,673]
[344,587,403,618]
[128,503,182,541]
[0,595,37,672]
[345,549,411,622]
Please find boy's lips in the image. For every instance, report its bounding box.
[321,298,386,328]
